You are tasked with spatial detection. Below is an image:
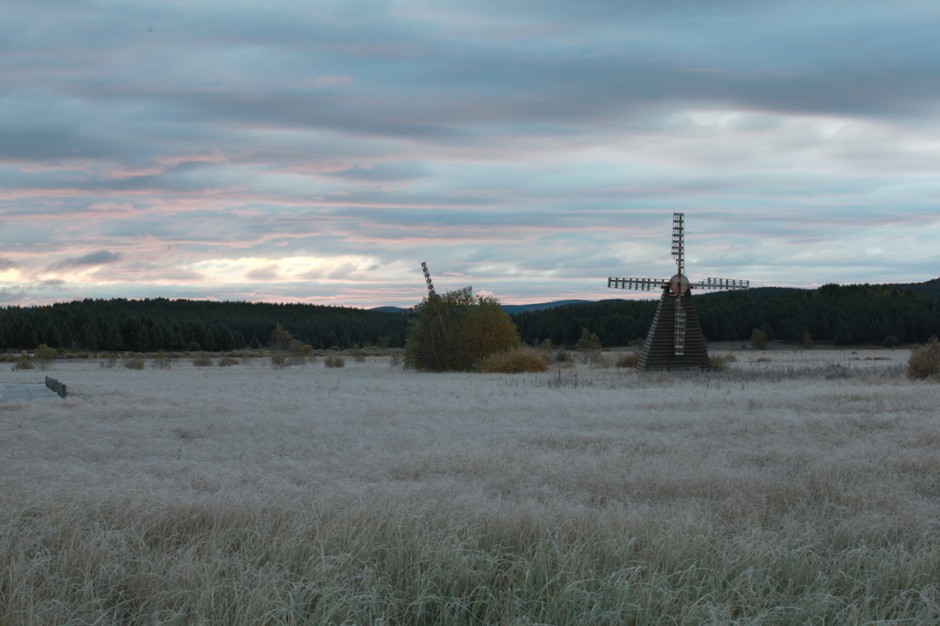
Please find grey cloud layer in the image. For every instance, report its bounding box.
[1,1,939,305]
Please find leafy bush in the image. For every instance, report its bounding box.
[477,348,549,373]
[751,328,768,350]
[405,288,520,371]
[324,355,345,368]
[907,337,940,380]
[192,353,213,367]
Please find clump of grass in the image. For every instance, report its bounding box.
[907,337,940,380]
[351,348,367,363]
[477,348,549,373]
[218,356,239,367]
[151,350,172,369]
[708,353,736,371]
[324,355,345,368]
[192,352,213,367]
[554,350,574,365]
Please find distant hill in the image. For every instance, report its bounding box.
[371,299,591,315]
[889,277,940,300]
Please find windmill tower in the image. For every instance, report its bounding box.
[608,213,748,370]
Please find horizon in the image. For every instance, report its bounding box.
[3,2,940,308]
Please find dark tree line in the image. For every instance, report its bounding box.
[512,283,940,348]
[0,298,408,352]
[1,282,938,352]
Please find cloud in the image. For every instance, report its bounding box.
[50,250,122,271]
[0,1,938,308]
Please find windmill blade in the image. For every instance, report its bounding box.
[608,277,670,291]
[671,213,685,276]
[689,277,750,291]
[420,261,436,295]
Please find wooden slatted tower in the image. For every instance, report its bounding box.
[608,213,749,370]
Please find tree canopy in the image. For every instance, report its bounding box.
[404,288,520,371]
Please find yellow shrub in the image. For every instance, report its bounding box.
[477,348,550,373]
[907,338,940,380]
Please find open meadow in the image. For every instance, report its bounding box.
[2,347,940,624]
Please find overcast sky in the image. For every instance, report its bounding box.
[2,1,939,308]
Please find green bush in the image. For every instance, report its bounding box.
[477,348,549,373]
[324,355,345,368]
[907,338,940,381]
[751,328,768,350]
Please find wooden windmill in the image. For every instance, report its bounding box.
[608,213,748,370]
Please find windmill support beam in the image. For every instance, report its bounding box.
[638,288,708,370]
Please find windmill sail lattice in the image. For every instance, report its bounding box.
[608,213,748,370]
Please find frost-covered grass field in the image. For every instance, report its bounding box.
[3,348,940,624]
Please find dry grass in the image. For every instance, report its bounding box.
[2,350,938,623]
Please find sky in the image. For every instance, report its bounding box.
[2,0,939,309]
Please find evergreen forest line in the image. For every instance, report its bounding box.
[1,280,939,353]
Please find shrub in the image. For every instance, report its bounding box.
[751,328,768,350]
[152,350,172,369]
[123,353,145,369]
[218,356,239,367]
[555,350,573,364]
[35,344,57,370]
[477,348,549,373]
[324,355,345,368]
[907,338,940,381]
[404,288,520,371]
[271,351,289,368]
[615,351,640,368]
[709,353,735,371]
[15,352,34,370]
[192,353,213,367]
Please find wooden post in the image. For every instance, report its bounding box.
[45,376,67,398]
